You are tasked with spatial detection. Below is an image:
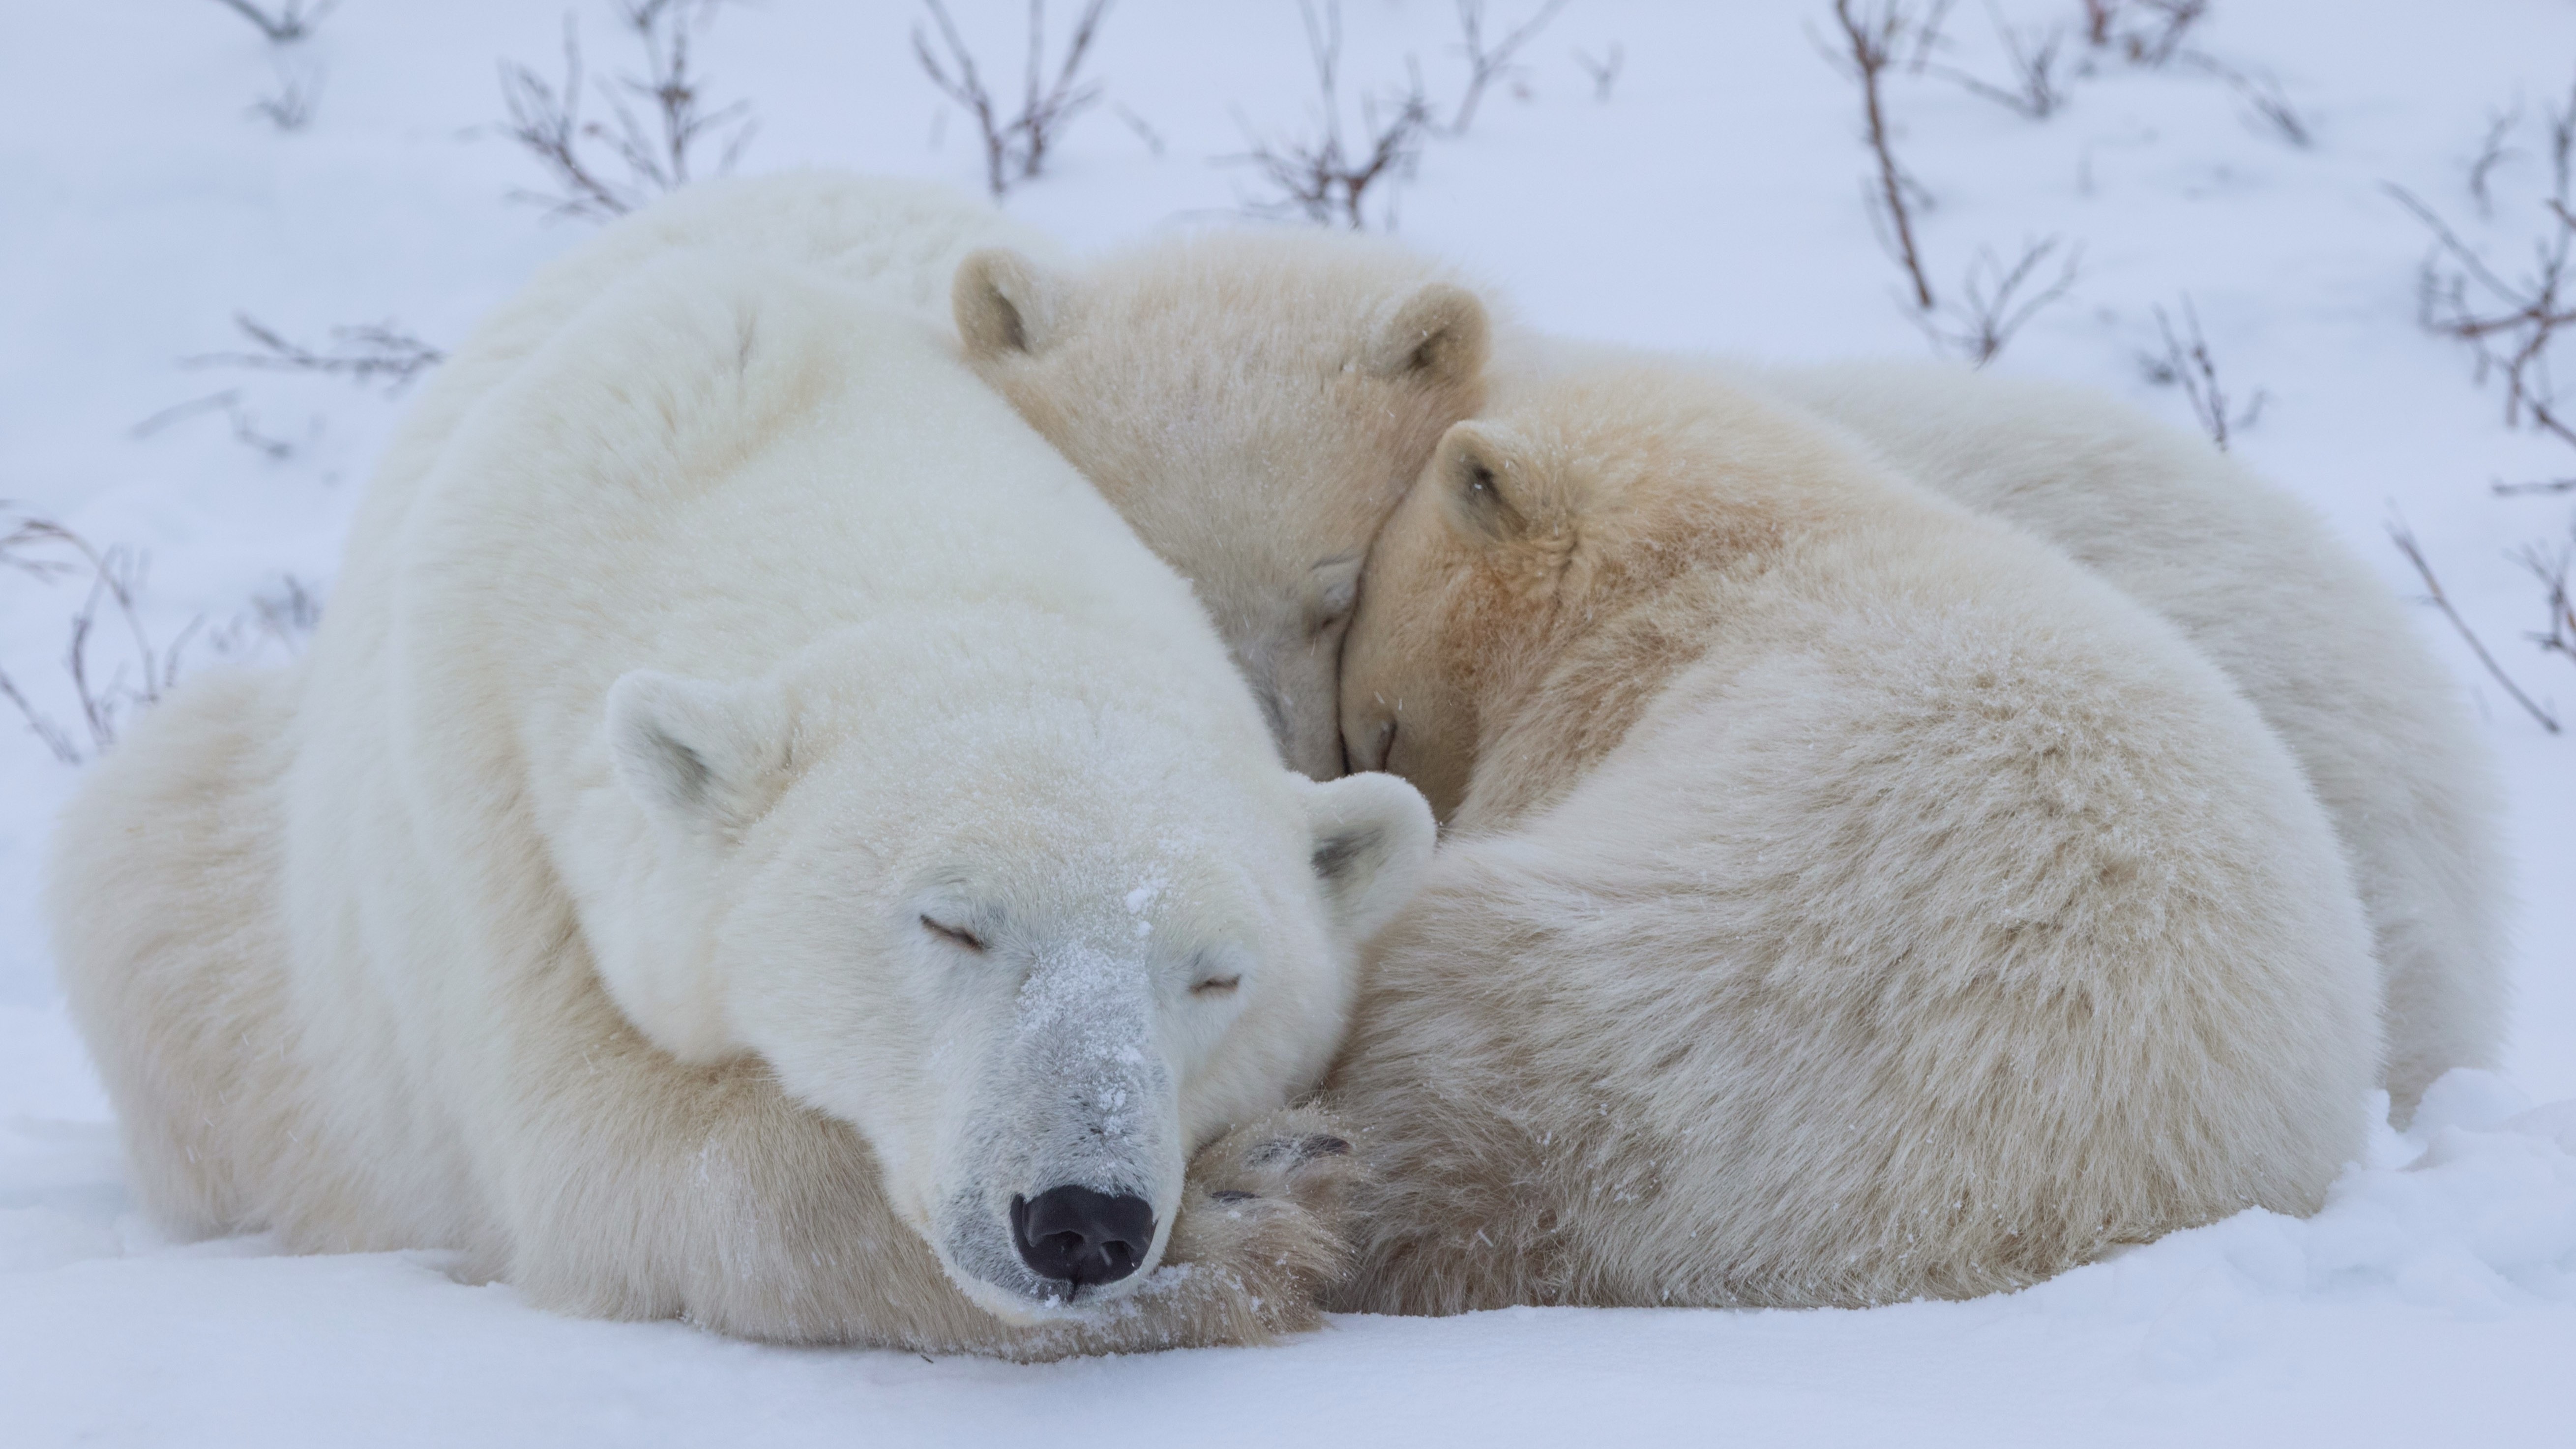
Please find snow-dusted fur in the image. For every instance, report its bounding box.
[953,232,1490,778]
[49,251,1435,1356]
[1753,361,2509,1117]
[1326,362,2382,1312]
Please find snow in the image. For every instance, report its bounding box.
[4,0,2574,1442]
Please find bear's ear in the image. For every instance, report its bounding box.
[606,671,795,841]
[953,247,1070,359]
[1364,282,1490,388]
[1296,770,1437,944]
[1435,420,1561,546]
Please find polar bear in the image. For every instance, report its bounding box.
[1747,360,2508,1116]
[1324,361,2380,1312]
[49,252,1433,1356]
[1469,343,2508,1116]
[951,233,1490,778]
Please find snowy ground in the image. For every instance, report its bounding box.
[4,1,2573,1443]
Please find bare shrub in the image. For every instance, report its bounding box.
[1572,43,1623,103]
[212,0,336,44]
[1920,238,2081,364]
[500,0,757,222]
[2468,101,2522,220]
[1227,0,1432,231]
[1442,0,1571,135]
[2141,295,2265,451]
[914,0,1112,200]
[184,314,445,395]
[2391,183,2576,454]
[1820,0,1939,309]
[2120,0,2205,66]
[2187,56,2311,148]
[2389,518,2561,734]
[1932,5,2068,121]
[2079,0,2116,49]
[249,61,325,131]
[0,510,204,765]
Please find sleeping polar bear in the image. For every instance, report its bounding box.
[48,251,1432,1357]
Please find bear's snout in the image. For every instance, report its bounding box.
[1010,1185,1155,1297]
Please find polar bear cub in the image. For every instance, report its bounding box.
[953,232,1491,778]
[1326,362,2380,1312]
[1754,360,2508,1117]
[50,252,1432,1356]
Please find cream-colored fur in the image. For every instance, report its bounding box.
[50,250,1437,1357]
[953,232,1490,778]
[1757,361,2508,1116]
[1491,341,2506,1115]
[1326,362,2381,1312]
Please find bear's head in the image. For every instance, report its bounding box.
[1338,369,1808,823]
[592,620,1433,1322]
[952,232,1490,782]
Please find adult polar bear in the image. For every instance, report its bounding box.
[49,251,1433,1355]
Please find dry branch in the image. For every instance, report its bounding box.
[2389,518,2561,734]
[500,1,756,222]
[1931,5,2066,121]
[1824,0,1936,310]
[1227,0,1431,231]
[1443,0,1571,135]
[1572,43,1623,103]
[2144,296,2265,451]
[0,509,199,764]
[2391,180,2576,459]
[184,314,445,395]
[211,0,336,44]
[1920,238,2080,365]
[915,0,1112,200]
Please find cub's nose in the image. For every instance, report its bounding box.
[1011,1185,1155,1295]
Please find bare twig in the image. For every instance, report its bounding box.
[1823,0,1936,310]
[1919,238,2080,364]
[2143,296,2265,451]
[2122,0,2204,66]
[500,1,756,222]
[1113,101,1165,156]
[914,0,1112,199]
[210,0,337,44]
[1226,0,1432,231]
[2389,518,2561,734]
[2469,101,2524,220]
[1931,5,2066,121]
[2492,477,2576,496]
[248,61,325,131]
[1444,0,1571,135]
[2187,56,2311,148]
[2079,0,2116,49]
[2391,182,2576,457]
[0,509,203,763]
[184,314,445,395]
[1572,43,1623,102]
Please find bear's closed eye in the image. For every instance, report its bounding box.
[920,915,985,952]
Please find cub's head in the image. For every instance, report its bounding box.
[592,628,1432,1323]
[953,232,1490,780]
[1340,370,1806,821]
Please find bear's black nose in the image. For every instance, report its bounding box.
[1011,1185,1155,1296]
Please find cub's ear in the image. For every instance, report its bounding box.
[953,247,1071,359]
[606,671,795,839]
[1365,282,1490,388]
[1435,420,1561,545]
[1296,771,1437,944]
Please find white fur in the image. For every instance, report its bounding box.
[1329,362,2382,1312]
[1752,360,2509,1116]
[50,244,1431,1355]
